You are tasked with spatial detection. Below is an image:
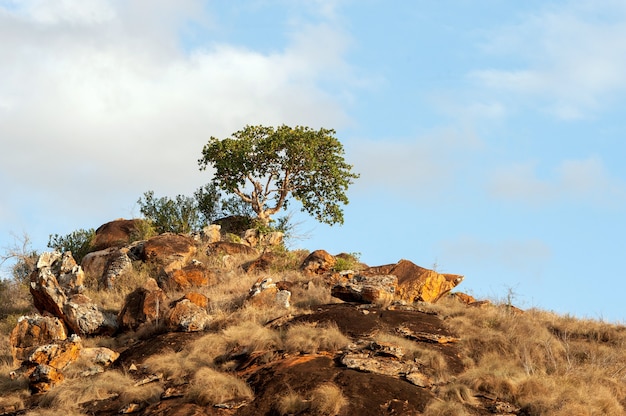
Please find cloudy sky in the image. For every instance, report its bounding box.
[2,0,626,321]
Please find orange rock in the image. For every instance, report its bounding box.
[166,264,215,289]
[91,218,143,251]
[26,336,82,370]
[118,278,169,331]
[166,299,210,332]
[10,315,68,366]
[180,292,209,309]
[141,234,197,273]
[300,250,336,275]
[29,364,64,393]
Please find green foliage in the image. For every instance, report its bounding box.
[137,191,203,234]
[333,252,362,272]
[198,124,359,226]
[48,228,95,264]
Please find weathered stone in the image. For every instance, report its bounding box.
[29,257,68,319]
[340,353,416,377]
[247,277,291,308]
[177,292,209,309]
[29,364,64,393]
[141,234,197,273]
[10,315,68,366]
[300,250,336,275]
[91,218,143,251]
[243,228,260,247]
[166,299,210,332]
[101,248,133,289]
[63,294,118,336]
[331,274,397,305]
[26,335,82,370]
[261,231,283,247]
[201,224,222,243]
[164,263,215,289]
[213,215,254,236]
[80,347,120,367]
[118,278,169,331]
[206,241,259,257]
[243,252,278,273]
[363,260,463,303]
[57,252,85,295]
[81,247,118,283]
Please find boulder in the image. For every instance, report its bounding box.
[243,252,278,273]
[247,277,291,308]
[91,218,143,251]
[331,274,398,305]
[449,292,476,304]
[63,294,118,336]
[166,298,210,332]
[213,216,254,236]
[81,247,135,289]
[206,241,259,257]
[261,231,284,247]
[140,233,197,273]
[26,335,82,370]
[10,315,68,366]
[29,364,64,393]
[201,224,222,243]
[118,278,169,331]
[243,228,260,247]
[163,263,215,289]
[363,260,463,303]
[300,250,336,275]
[80,347,120,367]
[57,251,85,295]
[177,292,209,309]
[30,254,69,318]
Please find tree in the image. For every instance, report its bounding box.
[198,125,359,226]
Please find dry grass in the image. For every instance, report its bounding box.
[309,382,347,416]
[422,399,470,416]
[185,367,253,406]
[283,322,350,354]
[37,370,158,411]
[276,391,308,415]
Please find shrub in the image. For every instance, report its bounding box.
[309,382,347,416]
[47,228,95,264]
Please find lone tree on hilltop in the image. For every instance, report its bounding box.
[198,124,359,226]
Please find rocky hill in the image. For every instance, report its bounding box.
[2,218,626,415]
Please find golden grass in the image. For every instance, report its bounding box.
[276,391,308,415]
[422,399,470,416]
[282,322,350,354]
[309,382,347,416]
[185,367,253,406]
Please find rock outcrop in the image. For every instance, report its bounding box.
[247,277,291,308]
[363,259,463,303]
[166,294,210,332]
[300,249,336,275]
[29,252,116,336]
[331,274,398,305]
[91,218,142,251]
[162,263,215,289]
[140,234,197,273]
[118,278,169,331]
[10,315,68,366]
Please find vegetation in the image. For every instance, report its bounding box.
[47,228,95,264]
[198,124,359,226]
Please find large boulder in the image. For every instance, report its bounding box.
[91,218,143,251]
[331,274,398,305]
[300,250,336,275]
[206,241,259,257]
[24,334,82,393]
[118,278,169,331]
[162,263,216,290]
[166,295,210,332]
[10,315,68,366]
[30,252,70,318]
[363,260,463,303]
[140,234,197,273]
[63,294,118,336]
[247,277,291,308]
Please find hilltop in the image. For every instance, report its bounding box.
[1,218,626,415]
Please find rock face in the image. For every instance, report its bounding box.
[300,250,336,275]
[24,335,83,393]
[247,277,291,308]
[200,224,222,243]
[63,294,117,336]
[163,263,215,289]
[206,241,259,257]
[363,260,464,303]
[30,252,115,336]
[10,315,68,366]
[331,274,398,305]
[141,234,197,273]
[81,247,134,289]
[118,278,169,331]
[166,296,210,332]
[91,218,142,251]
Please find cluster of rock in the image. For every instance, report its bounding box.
[9,217,467,395]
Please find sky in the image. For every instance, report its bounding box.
[1,0,626,321]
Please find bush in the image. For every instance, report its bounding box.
[48,228,95,264]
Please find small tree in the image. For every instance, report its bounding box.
[48,228,95,264]
[198,125,359,226]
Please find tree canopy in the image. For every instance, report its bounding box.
[198,125,359,226]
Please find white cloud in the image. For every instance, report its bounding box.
[0,1,360,245]
[471,1,626,119]
[488,156,626,207]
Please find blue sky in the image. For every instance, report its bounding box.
[1,0,625,321]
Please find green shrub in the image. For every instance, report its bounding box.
[47,228,95,264]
